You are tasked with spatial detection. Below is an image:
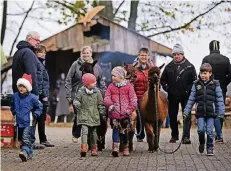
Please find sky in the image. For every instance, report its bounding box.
[1,0,231,74]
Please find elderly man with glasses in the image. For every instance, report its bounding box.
[160,44,197,144]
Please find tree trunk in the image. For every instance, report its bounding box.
[1,0,7,45]
[128,0,139,31]
[98,1,114,20]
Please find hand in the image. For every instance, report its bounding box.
[45,114,51,124]
[218,115,224,119]
[42,97,48,101]
[69,104,74,113]
[108,105,115,112]
[183,112,188,120]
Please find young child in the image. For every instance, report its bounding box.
[35,45,54,148]
[73,73,106,157]
[183,63,225,156]
[104,66,137,157]
[10,74,42,162]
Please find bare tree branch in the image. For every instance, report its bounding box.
[1,0,7,44]
[9,1,35,56]
[113,0,125,17]
[7,7,45,15]
[147,0,230,37]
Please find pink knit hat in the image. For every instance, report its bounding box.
[111,66,127,79]
[82,73,96,86]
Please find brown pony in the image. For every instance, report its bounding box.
[140,64,168,152]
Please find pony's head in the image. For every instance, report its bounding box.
[79,60,97,75]
[148,63,165,85]
[123,63,137,83]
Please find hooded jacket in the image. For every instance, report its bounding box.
[12,41,39,95]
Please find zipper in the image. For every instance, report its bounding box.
[118,87,121,115]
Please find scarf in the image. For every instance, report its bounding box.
[113,79,127,88]
[85,87,97,94]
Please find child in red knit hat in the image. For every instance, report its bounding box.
[10,74,42,162]
[73,73,106,157]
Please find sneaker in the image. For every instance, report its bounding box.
[215,138,224,144]
[199,144,205,153]
[72,137,78,143]
[41,141,54,147]
[137,138,143,142]
[169,136,179,143]
[19,151,27,162]
[207,149,214,156]
[182,137,191,144]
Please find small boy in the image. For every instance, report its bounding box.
[183,63,225,156]
[73,73,106,157]
[10,74,42,161]
[35,45,54,147]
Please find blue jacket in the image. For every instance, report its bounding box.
[10,92,42,128]
[37,57,50,99]
[12,41,39,95]
[184,78,225,118]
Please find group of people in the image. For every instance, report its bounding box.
[10,29,231,162]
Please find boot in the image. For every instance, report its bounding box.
[112,142,119,157]
[123,144,129,156]
[80,144,87,157]
[91,144,98,156]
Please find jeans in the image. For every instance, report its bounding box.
[72,104,81,138]
[197,117,214,150]
[18,126,35,158]
[81,125,97,145]
[214,117,223,139]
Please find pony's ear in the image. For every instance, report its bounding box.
[78,61,82,66]
[92,60,98,67]
[159,63,165,70]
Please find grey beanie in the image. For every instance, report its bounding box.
[172,44,184,54]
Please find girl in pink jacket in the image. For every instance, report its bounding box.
[104,66,137,157]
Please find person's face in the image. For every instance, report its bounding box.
[36,51,46,58]
[18,84,28,94]
[28,34,40,48]
[87,82,96,89]
[81,49,92,62]
[173,53,184,63]
[200,71,212,81]
[138,51,148,64]
[112,75,123,83]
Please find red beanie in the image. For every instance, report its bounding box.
[16,73,32,91]
[82,73,96,86]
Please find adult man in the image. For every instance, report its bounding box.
[12,31,54,148]
[202,40,231,142]
[161,44,197,144]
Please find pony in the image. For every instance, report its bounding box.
[78,60,107,151]
[139,64,168,152]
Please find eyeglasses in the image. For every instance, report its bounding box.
[31,37,40,43]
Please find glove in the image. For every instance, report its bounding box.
[183,112,188,120]
[218,115,224,119]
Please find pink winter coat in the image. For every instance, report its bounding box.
[104,81,138,119]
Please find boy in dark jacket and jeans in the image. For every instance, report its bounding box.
[35,45,54,147]
[184,63,225,156]
[10,74,42,161]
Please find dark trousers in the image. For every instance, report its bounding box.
[72,105,81,138]
[36,105,47,143]
[136,103,145,140]
[168,96,191,138]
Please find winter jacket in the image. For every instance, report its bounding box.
[73,86,106,126]
[104,81,138,119]
[65,58,106,102]
[160,58,197,98]
[12,41,39,95]
[10,92,42,128]
[133,68,149,100]
[184,78,225,118]
[202,50,231,93]
[37,57,50,99]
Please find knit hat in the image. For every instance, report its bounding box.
[17,73,32,92]
[172,43,184,54]
[111,66,127,79]
[200,63,212,72]
[209,40,220,51]
[82,73,96,86]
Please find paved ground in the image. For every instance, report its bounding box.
[1,127,231,171]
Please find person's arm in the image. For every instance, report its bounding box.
[103,85,114,108]
[10,94,16,116]
[65,62,77,103]
[215,84,225,116]
[32,96,43,118]
[160,68,168,92]
[226,59,231,85]
[97,91,106,117]
[42,68,50,100]
[73,88,83,111]
[23,50,38,95]
[184,84,196,115]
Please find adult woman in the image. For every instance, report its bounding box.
[65,46,106,143]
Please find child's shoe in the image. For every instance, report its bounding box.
[112,142,119,157]
[123,144,130,156]
[199,144,205,153]
[207,149,214,156]
[19,151,27,162]
[215,138,224,144]
[72,137,78,143]
[80,144,87,157]
[91,144,98,156]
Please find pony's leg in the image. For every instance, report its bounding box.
[145,123,154,152]
[128,131,134,152]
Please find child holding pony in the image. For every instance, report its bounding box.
[104,66,137,157]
